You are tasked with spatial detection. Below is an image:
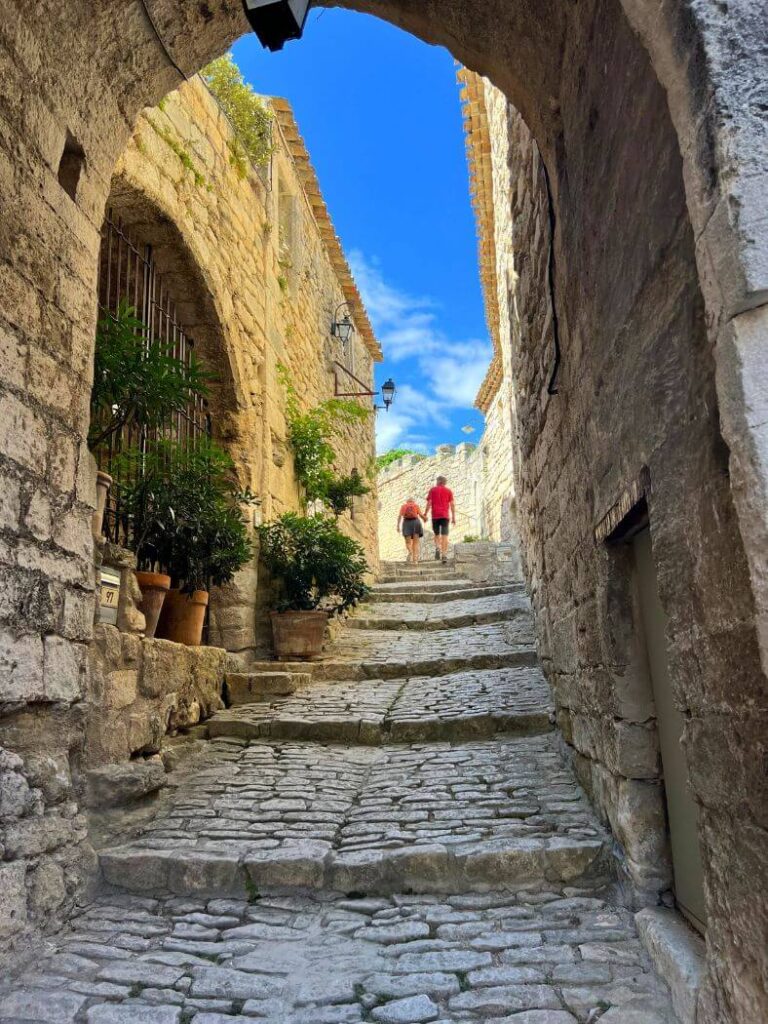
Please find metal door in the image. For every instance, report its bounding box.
[633,527,707,932]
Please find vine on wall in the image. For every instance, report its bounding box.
[278,364,371,515]
[201,54,275,177]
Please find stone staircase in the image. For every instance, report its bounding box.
[1,559,678,1023]
[97,560,609,898]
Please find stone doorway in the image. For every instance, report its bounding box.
[632,525,707,935]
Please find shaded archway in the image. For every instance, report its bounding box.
[0,2,766,1020]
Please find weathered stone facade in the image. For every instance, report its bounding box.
[464,50,767,1024]
[377,442,485,561]
[109,78,379,661]
[0,64,379,955]
[0,0,766,1019]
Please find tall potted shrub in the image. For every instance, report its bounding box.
[118,440,254,646]
[88,301,211,630]
[258,513,369,659]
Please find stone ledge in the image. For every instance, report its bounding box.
[635,907,705,1024]
[100,835,608,899]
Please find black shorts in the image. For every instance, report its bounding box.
[432,518,450,536]
[402,518,423,538]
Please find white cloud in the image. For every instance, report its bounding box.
[350,250,493,452]
[375,382,451,454]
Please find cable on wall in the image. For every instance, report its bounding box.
[535,142,561,396]
[138,0,188,82]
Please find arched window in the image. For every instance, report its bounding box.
[94,210,212,543]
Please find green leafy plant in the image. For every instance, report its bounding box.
[89,300,212,453]
[462,534,481,543]
[115,439,254,592]
[323,469,369,517]
[201,54,274,173]
[258,513,369,613]
[376,448,424,470]
[278,365,371,512]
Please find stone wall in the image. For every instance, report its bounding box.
[377,443,482,562]
[0,0,766,1016]
[111,79,380,662]
[0,67,380,954]
[467,32,767,1021]
[84,627,226,770]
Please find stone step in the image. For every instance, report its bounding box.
[208,664,553,744]
[207,706,552,744]
[372,578,477,593]
[369,583,512,604]
[350,602,528,626]
[225,670,312,704]
[98,735,609,899]
[100,833,608,898]
[378,572,458,584]
[310,648,537,681]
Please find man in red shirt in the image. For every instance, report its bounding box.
[425,475,456,562]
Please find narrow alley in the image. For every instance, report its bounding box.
[1,561,677,1023]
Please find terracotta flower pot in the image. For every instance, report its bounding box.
[270,610,328,661]
[135,571,172,639]
[92,470,113,540]
[156,588,209,647]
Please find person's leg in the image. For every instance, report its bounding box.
[407,536,417,563]
[440,522,449,559]
[433,524,440,559]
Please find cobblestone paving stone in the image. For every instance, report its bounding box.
[0,886,675,1023]
[208,667,552,744]
[99,735,607,896]
[1,563,676,1020]
[347,593,532,630]
[312,621,537,682]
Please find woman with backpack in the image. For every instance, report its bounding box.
[397,496,427,564]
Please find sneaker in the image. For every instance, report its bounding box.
[434,549,440,561]
[441,556,448,563]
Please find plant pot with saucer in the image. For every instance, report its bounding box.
[258,512,369,662]
[156,587,209,647]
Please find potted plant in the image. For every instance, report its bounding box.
[87,299,211,544]
[258,512,369,659]
[118,439,254,646]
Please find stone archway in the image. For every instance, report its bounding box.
[0,2,766,1020]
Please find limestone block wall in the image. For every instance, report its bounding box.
[479,385,517,543]
[112,80,380,662]
[84,626,227,770]
[378,442,488,562]
[469,29,768,1018]
[0,68,379,951]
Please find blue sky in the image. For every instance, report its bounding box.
[232,9,490,454]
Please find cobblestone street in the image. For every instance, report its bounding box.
[1,564,677,1022]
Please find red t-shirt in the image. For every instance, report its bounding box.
[427,485,453,520]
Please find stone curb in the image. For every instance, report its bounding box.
[369,585,512,603]
[311,649,538,681]
[99,836,608,899]
[206,709,553,745]
[346,606,530,631]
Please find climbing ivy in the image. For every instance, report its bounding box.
[278,364,371,513]
[201,54,275,176]
[145,115,208,189]
[376,448,424,470]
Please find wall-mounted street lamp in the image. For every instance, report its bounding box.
[331,302,355,346]
[380,378,396,411]
[333,362,396,413]
[242,0,311,52]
